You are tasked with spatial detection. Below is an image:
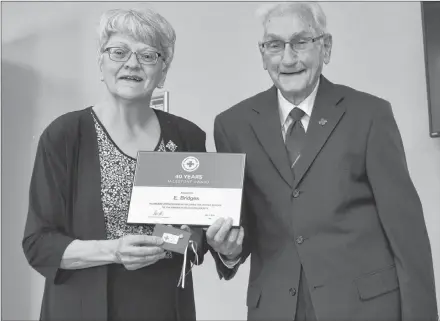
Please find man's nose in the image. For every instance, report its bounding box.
[281,44,298,65]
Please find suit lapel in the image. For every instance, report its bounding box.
[249,86,294,187]
[292,76,346,189]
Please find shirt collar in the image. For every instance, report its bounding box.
[278,78,320,126]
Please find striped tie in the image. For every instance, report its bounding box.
[285,107,306,179]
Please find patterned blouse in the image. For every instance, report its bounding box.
[91,110,178,258]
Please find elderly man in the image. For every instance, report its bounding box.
[206,2,438,321]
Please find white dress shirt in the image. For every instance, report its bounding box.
[219,80,320,268]
[278,78,320,141]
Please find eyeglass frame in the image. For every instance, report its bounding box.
[260,34,327,53]
[103,47,163,65]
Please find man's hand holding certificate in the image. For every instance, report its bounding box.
[206,217,244,261]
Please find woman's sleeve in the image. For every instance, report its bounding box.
[191,126,207,153]
[22,128,75,284]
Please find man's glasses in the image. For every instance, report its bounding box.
[260,34,326,54]
[104,47,162,65]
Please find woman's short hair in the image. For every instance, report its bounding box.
[97,8,176,68]
[256,2,328,36]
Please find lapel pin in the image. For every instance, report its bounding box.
[318,118,328,126]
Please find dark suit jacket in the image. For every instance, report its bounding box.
[22,107,208,321]
[213,76,438,321]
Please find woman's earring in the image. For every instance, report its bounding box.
[100,75,104,82]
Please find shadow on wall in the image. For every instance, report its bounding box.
[1,17,96,318]
[2,47,40,320]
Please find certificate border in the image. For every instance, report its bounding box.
[128,152,245,227]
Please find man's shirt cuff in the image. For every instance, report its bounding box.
[218,252,241,269]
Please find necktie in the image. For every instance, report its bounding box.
[285,107,306,179]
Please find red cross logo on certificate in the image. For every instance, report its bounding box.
[182,156,200,172]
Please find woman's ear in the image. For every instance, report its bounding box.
[157,76,166,89]
[157,63,168,88]
[98,54,104,80]
[98,51,103,69]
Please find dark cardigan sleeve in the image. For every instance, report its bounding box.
[22,124,75,285]
[188,126,206,153]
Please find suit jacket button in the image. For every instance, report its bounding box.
[289,288,297,296]
[292,189,300,198]
[296,236,304,244]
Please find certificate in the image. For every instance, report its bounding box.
[127,152,246,227]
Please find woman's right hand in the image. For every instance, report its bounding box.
[115,235,166,270]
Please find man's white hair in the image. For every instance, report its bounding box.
[256,2,328,36]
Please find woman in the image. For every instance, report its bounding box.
[22,7,207,321]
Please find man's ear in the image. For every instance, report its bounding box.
[259,43,267,70]
[323,34,332,65]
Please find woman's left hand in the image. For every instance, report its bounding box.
[115,234,167,270]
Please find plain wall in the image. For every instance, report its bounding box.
[2,2,439,320]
